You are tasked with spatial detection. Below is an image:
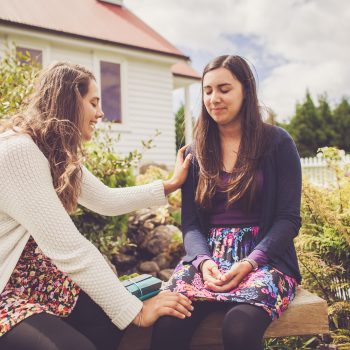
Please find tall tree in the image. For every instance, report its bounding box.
[332,98,350,152]
[286,92,326,157]
[284,92,350,157]
[175,104,185,151]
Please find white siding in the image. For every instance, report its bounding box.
[0,29,177,168]
[50,45,93,70]
[113,59,176,168]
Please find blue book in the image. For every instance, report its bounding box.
[122,274,162,300]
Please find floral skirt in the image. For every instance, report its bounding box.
[164,226,297,320]
[0,237,80,337]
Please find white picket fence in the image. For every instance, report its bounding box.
[300,154,350,187]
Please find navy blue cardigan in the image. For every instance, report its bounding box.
[181,125,302,283]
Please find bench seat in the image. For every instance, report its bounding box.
[119,287,329,350]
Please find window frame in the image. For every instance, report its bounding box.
[93,52,130,132]
[16,46,43,66]
[7,36,50,67]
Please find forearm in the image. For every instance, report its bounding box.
[79,167,167,216]
[162,179,177,196]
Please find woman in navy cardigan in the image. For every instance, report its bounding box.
[151,55,302,350]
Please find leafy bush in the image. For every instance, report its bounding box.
[295,147,350,346]
[0,46,39,120]
[136,165,182,226]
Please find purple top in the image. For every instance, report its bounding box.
[209,170,263,226]
[192,170,268,270]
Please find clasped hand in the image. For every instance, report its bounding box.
[201,259,253,292]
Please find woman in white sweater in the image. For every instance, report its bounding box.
[0,62,193,350]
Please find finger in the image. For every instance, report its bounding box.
[206,277,239,292]
[220,269,235,282]
[158,292,193,310]
[171,293,193,311]
[204,278,225,286]
[210,265,222,279]
[221,265,241,281]
[158,298,192,317]
[173,302,192,317]
[177,145,188,159]
[182,153,192,168]
[159,307,188,320]
[203,274,222,284]
[178,144,189,154]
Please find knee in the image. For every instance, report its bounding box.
[222,306,260,348]
[223,309,250,341]
[151,316,189,350]
[152,316,182,339]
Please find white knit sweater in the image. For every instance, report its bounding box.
[0,131,167,329]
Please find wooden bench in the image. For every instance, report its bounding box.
[119,287,329,350]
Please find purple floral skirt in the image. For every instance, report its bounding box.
[164,226,297,319]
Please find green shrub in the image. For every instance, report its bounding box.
[0,46,39,120]
[136,165,182,226]
[295,147,350,344]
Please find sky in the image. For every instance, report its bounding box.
[124,0,350,122]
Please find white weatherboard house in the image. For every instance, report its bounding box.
[0,0,200,167]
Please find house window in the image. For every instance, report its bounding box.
[100,61,122,123]
[16,47,42,66]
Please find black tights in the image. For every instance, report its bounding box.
[0,291,124,350]
[151,302,272,350]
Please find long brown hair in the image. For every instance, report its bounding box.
[194,55,269,211]
[1,62,95,213]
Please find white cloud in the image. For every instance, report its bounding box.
[124,0,350,120]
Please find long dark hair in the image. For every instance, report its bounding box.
[1,62,95,213]
[194,55,269,210]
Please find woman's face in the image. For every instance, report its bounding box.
[81,79,104,141]
[203,67,244,127]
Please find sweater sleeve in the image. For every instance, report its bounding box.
[78,166,167,216]
[0,136,142,330]
[254,132,302,260]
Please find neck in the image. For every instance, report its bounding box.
[218,119,241,142]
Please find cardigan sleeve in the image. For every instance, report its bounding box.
[254,132,302,260]
[181,149,211,263]
[78,166,167,216]
[0,135,143,330]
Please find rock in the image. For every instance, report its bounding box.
[113,253,137,271]
[152,253,172,270]
[143,220,155,230]
[128,229,148,246]
[158,269,174,281]
[144,225,181,256]
[139,261,160,273]
[138,212,156,222]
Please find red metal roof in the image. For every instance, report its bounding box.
[172,61,201,80]
[0,0,187,59]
